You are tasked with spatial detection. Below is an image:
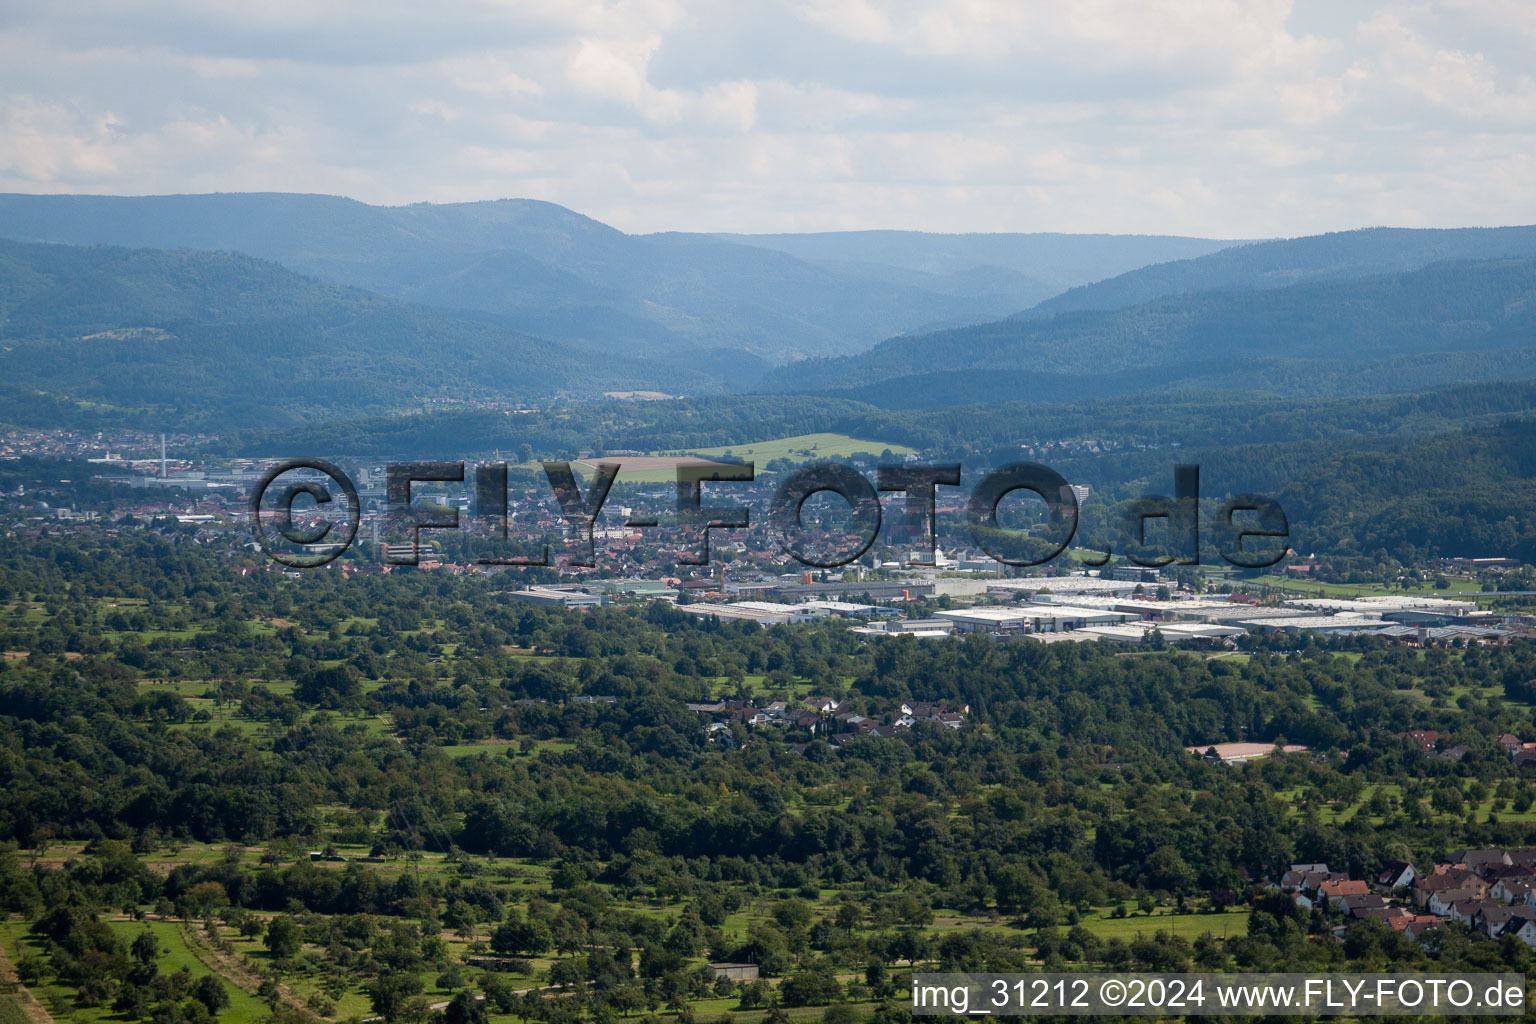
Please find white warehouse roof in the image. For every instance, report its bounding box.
[1235,613,1396,631]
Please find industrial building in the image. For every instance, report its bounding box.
[1279,596,1478,615]
[768,580,935,601]
[1071,621,1246,644]
[933,603,1140,634]
[932,607,1040,634]
[1233,613,1395,634]
[509,587,605,610]
[985,576,1144,598]
[794,599,899,619]
[589,578,679,600]
[848,617,957,638]
[679,602,818,626]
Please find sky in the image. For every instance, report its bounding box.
[1,0,1534,236]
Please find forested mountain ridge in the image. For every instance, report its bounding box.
[0,237,716,429]
[761,256,1536,402]
[211,377,1536,464]
[812,348,1536,410]
[0,192,1234,370]
[1024,223,1536,319]
[1272,418,1536,563]
[1040,416,1536,565]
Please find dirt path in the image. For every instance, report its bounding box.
[0,939,56,1024]
[361,982,588,1023]
[174,922,328,1021]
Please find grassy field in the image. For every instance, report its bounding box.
[0,919,270,1024]
[1273,777,1536,827]
[0,995,32,1024]
[1247,575,1484,598]
[576,434,918,483]
[684,433,917,462]
[126,921,273,1024]
[0,826,1263,1024]
[438,737,576,758]
[1076,908,1250,942]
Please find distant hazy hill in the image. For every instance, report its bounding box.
[0,238,714,429]
[763,256,1536,405]
[1024,224,1536,318]
[699,229,1239,302]
[0,193,1235,370]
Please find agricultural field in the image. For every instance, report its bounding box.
[0,997,32,1024]
[573,435,918,483]
[1,833,1253,1024]
[1246,575,1486,598]
[682,435,917,463]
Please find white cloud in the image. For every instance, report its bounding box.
[0,1,1532,235]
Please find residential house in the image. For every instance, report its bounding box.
[1376,861,1416,892]
[1449,849,1513,872]
[1338,893,1389,918]
[1280,868,1321,892]
[788,710,820,731]
[1319,879,1369,909]
[1493,878,1536,905]
[1481,862,1536,885]
[1413,868,1480,907]
[906,701,971,718]
[1428,887,1485,917]
[1451,899,1496,925]
[1303,871,1347,895]
[1441,895,1497,922]
[1389,915,1444,941]
[1475,904,1536,938]
[1351,906,1407,923]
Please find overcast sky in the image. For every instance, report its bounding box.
[1,0,1534,236]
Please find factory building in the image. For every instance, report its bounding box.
[509,587,605,610]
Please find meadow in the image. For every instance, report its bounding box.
[572,434,918,482]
